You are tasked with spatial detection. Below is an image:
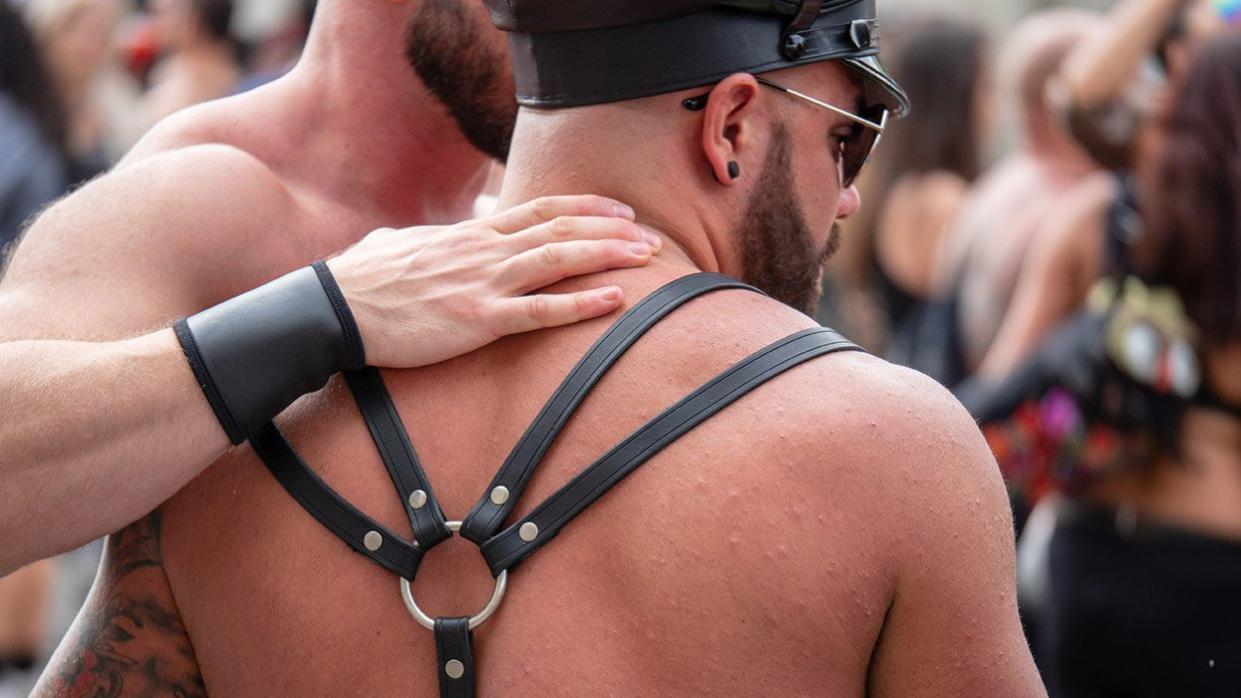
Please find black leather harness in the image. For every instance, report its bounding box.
[251,273,861,696]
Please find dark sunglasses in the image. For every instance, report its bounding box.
[682,75,889,188]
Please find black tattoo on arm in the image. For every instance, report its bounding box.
[34,510,206,697]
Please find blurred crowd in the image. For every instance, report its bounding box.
[1,0,1240,695]
[0,0,314,252]
[822,0,1241,693]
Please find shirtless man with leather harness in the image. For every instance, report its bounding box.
[37,2,1044,695]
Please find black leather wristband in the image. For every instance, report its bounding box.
[175,262,365,445]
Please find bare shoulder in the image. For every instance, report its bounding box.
[118,97,247,167]
[907,171,969,211]
[882,172,967,226]
[0,140,298,339]
[686,288,1004,526]
[760,356,1040,694]
[779,352,1003,510]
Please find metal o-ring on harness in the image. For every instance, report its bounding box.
[399,522,509,632]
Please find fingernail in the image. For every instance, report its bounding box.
[613,203,636,219]
[643,231,662,250]
[628,242,652,256]
[597,286,622,302]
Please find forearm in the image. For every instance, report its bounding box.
[0,330,229,574]
[1060,0,1186,106]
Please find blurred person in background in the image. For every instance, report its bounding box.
[23,0,142,175]
[937,8,1101,383]
[864,16,989,379]
[976,0,1232,382]
[235,0,316,91]
[0,0,68,254]
[138,0,240,128]
[972,34,1241,695]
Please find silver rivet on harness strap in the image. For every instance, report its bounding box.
[490,486,510,506]
[444,660,465,679]
[519,522,539,542]
[399,522,509,632]
[363,531,383,551]
[409,489,428,510]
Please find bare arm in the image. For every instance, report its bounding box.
[866,374,1045,696]
[0,332,228,575]
[1058,0,1188,107]
[0,144,655,574]
[0,148,281,573]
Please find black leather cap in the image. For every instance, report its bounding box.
[486,0,909,116]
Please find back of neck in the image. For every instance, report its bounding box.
[497,113,722,273]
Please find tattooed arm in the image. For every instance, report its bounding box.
[33,510,206,697]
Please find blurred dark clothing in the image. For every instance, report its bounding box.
[875,257,918,331]
[886,290,968,389]
[1041,500,1241,697]
[0,93,67,258]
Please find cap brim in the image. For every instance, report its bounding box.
[842,55,910,117]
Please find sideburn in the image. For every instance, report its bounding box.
[738,124,827,316]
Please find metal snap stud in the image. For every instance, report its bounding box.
[445,659,465,679]
[782,34,807,60]
[490,486,510,506]
[363,531,383,551]
[519,522,539,543]
[409,490,428,510]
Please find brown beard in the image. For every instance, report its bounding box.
[737,124,840,316]
[404,0,518,161]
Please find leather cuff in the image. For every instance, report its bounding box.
[175,262,365,445]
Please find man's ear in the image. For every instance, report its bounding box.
[700,73,763,187]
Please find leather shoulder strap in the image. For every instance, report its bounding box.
[251,422,424,579]
[250,273,758,578]
[458,273,759,544]
[346,368,453,549]
[480,327,861,576]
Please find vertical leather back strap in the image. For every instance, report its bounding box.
[346,368,453,549]
[459,273,761,544]
[251,422,424,579]
[481,328,861,576]
[434,617,477,698]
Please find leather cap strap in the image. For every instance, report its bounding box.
[251,422,424,579]
[346,368,453,549]
[481,327,861,576]
[434,617,477,698]
[459,273,760,545]
[784,0,821,35]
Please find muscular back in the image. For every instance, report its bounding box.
[43,253,1041,695]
